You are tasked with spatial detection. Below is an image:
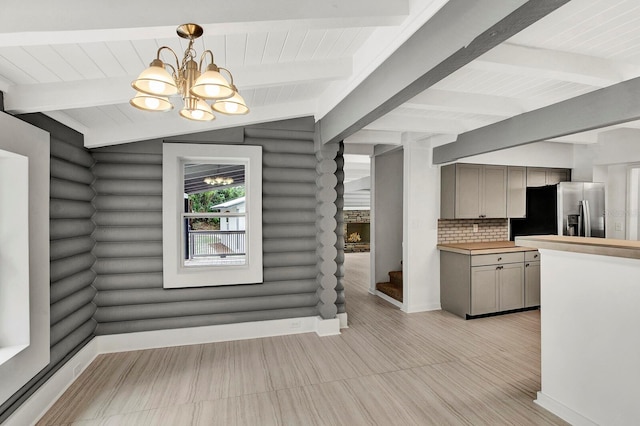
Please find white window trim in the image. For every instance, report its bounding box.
[163,143,263,288]
[0,113,50,406]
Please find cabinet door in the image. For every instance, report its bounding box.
[499,263,524,311]
[507,166,526,218]
[483,165,507,218]
[471,265,498,315]
[527,168,547,187]
[524,261,540,307]
[455,164,483,218]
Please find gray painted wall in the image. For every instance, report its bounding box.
[91,118,339,334]
[1,114,97,422]
[374,149,404,283]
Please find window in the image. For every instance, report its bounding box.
[0,113,50,406]
[163,143,262,288]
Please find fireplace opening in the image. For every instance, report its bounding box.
[346,223,370,243]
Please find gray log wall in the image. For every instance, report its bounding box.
[0,114,97,423]
[91,118,337,334]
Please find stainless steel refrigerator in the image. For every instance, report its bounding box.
[557,182,605,237]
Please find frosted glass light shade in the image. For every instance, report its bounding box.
[212,90,249,115]
[190,64,234,100]
[132,59,178,96]
[129,92,173,112]
[179,98,215,121]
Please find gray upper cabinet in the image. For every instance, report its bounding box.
[442,163,506,219]
[507,166,526,218]
[526,167,570,187]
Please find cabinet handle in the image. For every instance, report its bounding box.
[534,254,538,258]
[497,257,502,261]
[525,263,530,267]
[496,266,503,270]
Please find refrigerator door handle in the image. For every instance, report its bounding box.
[582,200,592,237]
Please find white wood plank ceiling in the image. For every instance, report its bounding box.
[2,0,640,148]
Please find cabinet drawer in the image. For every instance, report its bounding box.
[525,250,540,262]
[471,252,524,267]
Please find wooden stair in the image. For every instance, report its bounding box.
[376,270,403,302]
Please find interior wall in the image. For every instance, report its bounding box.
[373,148,403,285]
[572,130,640,239]
[1,114,96,423]
[90,118,330,335]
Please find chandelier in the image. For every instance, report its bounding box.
[130,23,249,121]
[204,176,234,186]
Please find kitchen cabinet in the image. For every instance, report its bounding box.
[441,163,507,219]
[526,167,570,187]
[524,250,540,307]
[440,247,537,319]
[470,255,524,315]
[507,166,526,218]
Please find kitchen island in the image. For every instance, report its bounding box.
[515,235,640,426]
[438,241,540,318]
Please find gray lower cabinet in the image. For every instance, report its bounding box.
[441,250,537,319]
[524,260,541,307]
[470,262,524,316]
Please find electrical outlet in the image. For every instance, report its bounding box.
[473,224,479,233]
[290,320,301,329]
[73,364,83,378]
[615,222,623,231]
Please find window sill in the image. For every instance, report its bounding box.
[0,344,29,367]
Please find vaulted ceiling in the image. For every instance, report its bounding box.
[2,0,640,154]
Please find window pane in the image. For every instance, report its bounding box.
[183,162,247,268]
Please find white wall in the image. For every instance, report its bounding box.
[537,249,640,425]
[572,129,640,239]
[402,138,440,312]
[373,148,403,289]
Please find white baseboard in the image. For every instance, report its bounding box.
[96,316,320,354]
[4,339,99,426]
[375,290,403,308]
[535,392,598,426]
[403,303,441,313]
[5,315,339,426]
[337,312,348,329]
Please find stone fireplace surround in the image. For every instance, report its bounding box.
[344,209,370,252]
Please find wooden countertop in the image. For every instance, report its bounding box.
[515,235,640,260]
[437,241,538,255]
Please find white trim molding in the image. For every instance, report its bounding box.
[535,392,599,426]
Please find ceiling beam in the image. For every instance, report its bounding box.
[365,112,495,134]
[317,0,570,145]
[0,1,407,44]
[469,42,638,87]
[344,129,402,145]
[406,89,525,117]
[3,58,351,114]
[344,176,371,192]
[432,76,640,164]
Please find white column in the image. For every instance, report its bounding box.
[402,137,441,313]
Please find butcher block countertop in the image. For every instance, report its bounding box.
[515,235,640,260]
[437,241,538,255]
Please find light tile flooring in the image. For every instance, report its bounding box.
[38,253,565,425]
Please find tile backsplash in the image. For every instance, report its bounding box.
[438,218,508,244]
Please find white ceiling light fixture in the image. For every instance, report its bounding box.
[130,23,249,121]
